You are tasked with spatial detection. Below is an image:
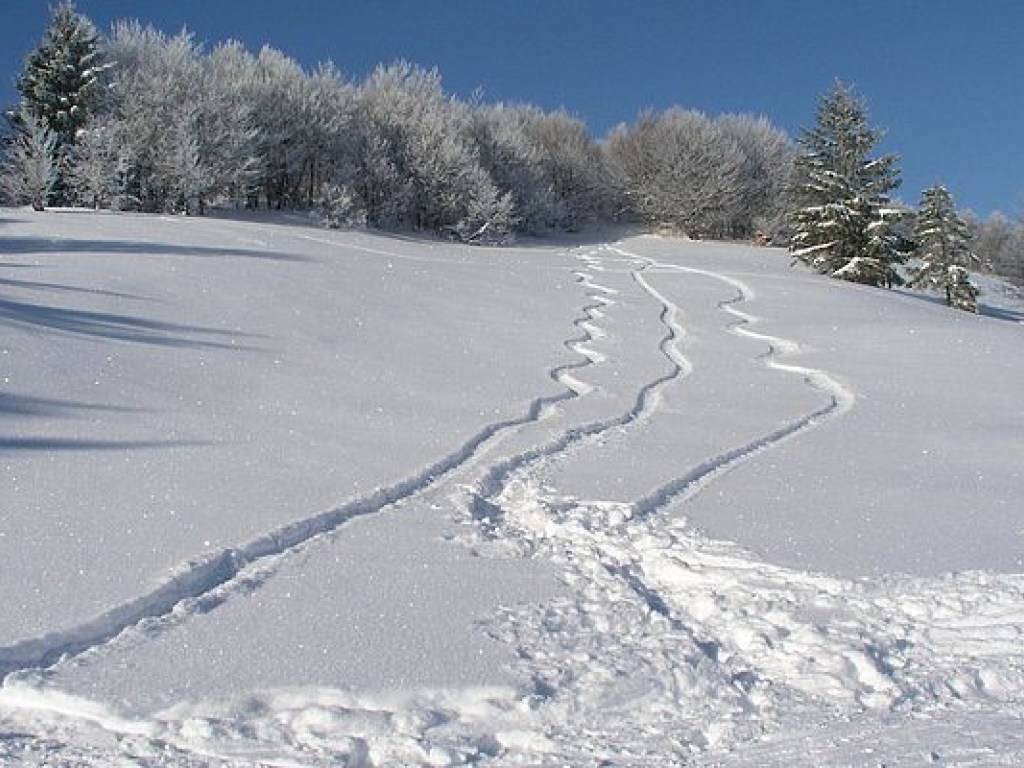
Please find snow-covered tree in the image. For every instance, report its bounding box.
[604,108,744,237]
[199,41,262,207]
[518,107,610,231]
[0,108,59,210]
[469,104,558,234]
[909,185,984,311]
[65,116,133,209]
[17,2,104,140]
[967,211,1024,288]
[161,104,211,214]
[103,22,228,213]
[716,114,794,240]
[789,81,905,286]
[15,1,106,202]
[247,47,322,209]
[353,61,514,240]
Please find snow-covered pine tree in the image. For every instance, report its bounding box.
[789,81,905,286]
[910,184,984,311]
[0,108,59,210]
[15,1,106,203]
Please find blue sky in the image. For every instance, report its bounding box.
[2,1,1022,216]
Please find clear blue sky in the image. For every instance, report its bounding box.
[2,1,1022,216]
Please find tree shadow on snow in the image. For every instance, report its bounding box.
[0,275,152,301]
[0,393,206,453]
[0,295,257,349]
[895,288,1024,324]
[0,392,145,419]
[0,437,207,452]
[0,236,313,262]
[979,303,1024,323]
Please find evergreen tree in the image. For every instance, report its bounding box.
[789,81,905,286]
[0,108,59,210]
[15,2,106,203]
[910,184,984,311]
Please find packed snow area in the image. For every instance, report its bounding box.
[1,208,1022,766]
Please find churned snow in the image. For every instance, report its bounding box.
[1,208,1022,766]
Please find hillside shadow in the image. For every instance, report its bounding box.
[0,295,256,349]
[0,236,314,262]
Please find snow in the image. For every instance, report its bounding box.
[1,208,1022,766]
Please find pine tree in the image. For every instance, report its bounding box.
[0,108,59,210]
[910,184,984,311]
[15,1,106,204]
[17,2,104,143]
[789,81,905,287]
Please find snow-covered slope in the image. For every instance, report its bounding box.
[1,209,1022,766]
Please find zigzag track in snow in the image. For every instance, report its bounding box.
[470,248,693,530]
[551,270,612,396]
[0,246,610,682]
[470,244,860,730]
[607,245,855,518]
[474,241,853,531]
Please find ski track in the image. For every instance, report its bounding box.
[4,237,1023,766]
[460,242,1024,762]
[0,242,603,683]
[468,247,694,536]
[608,244,856,518]
[472,241,852,535]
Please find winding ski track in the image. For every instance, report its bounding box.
[469,246,693,531]
[462,242,867,756]
[609,245,855,518]
[474,242,854,531]
[0,244,605,682]
[0,237,854,686]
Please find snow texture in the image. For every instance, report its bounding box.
[1,209,1022,766]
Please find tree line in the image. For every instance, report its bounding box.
[3,3,1019,311]
[0,3,788,245]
